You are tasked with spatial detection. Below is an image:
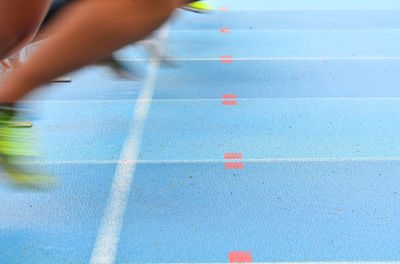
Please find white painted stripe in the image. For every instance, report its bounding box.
[169,29,400,32]
[204,7,400,11]
[25,157,400,165]
[21,97,400,103]
[152,262,399,264]
[89,24,170,264]
[119,56,400,62]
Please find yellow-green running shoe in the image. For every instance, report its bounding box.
[0,106,55,189]
[182,1,213,13]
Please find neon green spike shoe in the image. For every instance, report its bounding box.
[182,1,213,13]
[0,106,55,189]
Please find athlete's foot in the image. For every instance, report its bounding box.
[182,1,213,13]
[0,105,54,189]
[140,38,175,66]
[97,55,139,80]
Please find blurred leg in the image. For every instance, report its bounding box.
[0,0,178,102]
[0,0,51,60]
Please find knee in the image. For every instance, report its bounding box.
[0,25,36,58]
[0,30,21,59]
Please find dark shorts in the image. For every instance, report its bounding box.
[42,0,74,27]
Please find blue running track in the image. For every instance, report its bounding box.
[1,0,400,263]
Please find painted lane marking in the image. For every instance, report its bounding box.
[225,162,244,169]
[220,55,234,63]
[213,7,400,11]
[225,152,244,170]
[222,100,238,105]
[229,251,253,263]
[21,97,400,103]
[148,261,400,264]
[20,156,400,165]
[222,94,237,105]
[90,23,170,264]
[222,94,237,99]
[220,27,230,34]
[225,153,243,159]
[120,56,400,62]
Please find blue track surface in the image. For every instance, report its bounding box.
[2,0,400,263]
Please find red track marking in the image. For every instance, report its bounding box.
[221,55,233,63]
[225,162,244,169]
[222,94,237,99]
[222,94,237,105]
[219,6,228,12]
[225,153,243,160]
[225,153,243,169]
[222,101,237,106]
[220,27,230,33]
[229,251,253,263]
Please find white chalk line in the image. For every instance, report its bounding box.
[20,97,400,104]
[89,24,170,264]
[203,7,400,11]
[27,157,400,165]
[169,29,400,32]
[150,262,399,264]
[118,56,400,62]
[152,262,399,264]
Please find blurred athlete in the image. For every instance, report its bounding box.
[0,0,212,188]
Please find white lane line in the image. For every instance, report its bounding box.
[21,97,400,103]
[169,29,400,32]
[204,7,400,11]
[27,157,400,165]
[119,56,400,62]
[152,262,399,264]
[89,24,170,264]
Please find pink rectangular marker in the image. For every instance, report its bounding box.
[229,251,253,263]
[222,94,237,99]
[220,27,230,33]
[222,101,237,106]
[224,153,243,160]
[220,55,233,63]
[225,162,244,169]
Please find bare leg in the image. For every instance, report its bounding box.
[0,0,179,103]
[0,0,51,60]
